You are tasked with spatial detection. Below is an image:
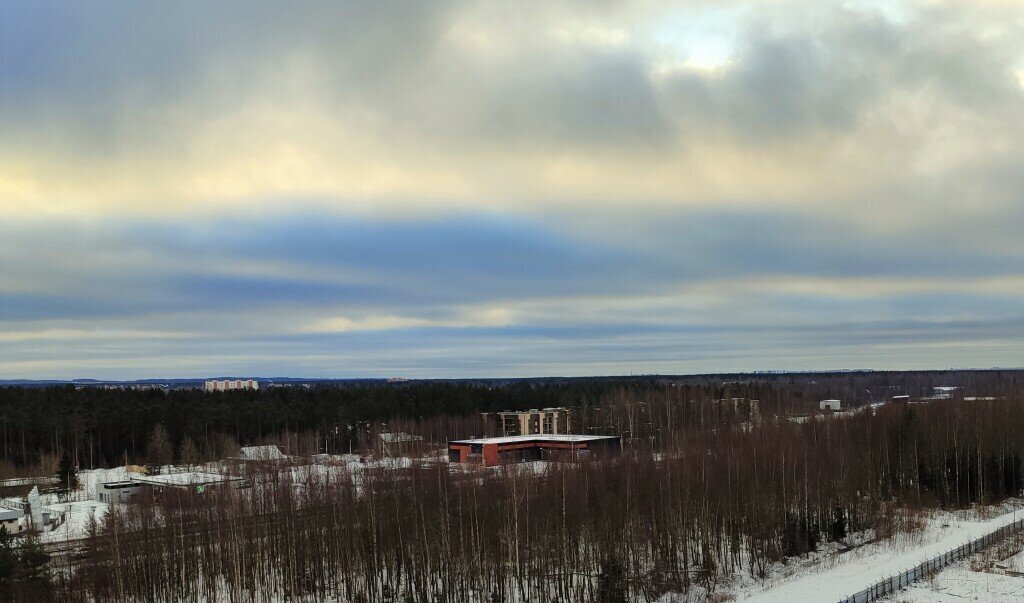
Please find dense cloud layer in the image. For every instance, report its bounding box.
[1,0,1023,377]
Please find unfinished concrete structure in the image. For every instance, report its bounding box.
[493,408,570,436]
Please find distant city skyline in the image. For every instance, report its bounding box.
[3,1,1024,379]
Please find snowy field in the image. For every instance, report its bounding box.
[729,501,1024,603]
[12,457,460,543]
[40,498,108,543]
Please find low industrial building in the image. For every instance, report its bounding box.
[448,434,621,466]
[128,471,245,494]
[97,472,245,501]
[235,445,289,464]
[96,480,143,503]
[0,509,23,534]
[819,399,842,411]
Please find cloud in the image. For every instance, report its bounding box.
[2,1,1024,376]
[2,208,1024,377]
[3,0,1020,218]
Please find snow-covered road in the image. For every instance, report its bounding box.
[738,507,1024,603]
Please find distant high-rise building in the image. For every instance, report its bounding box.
[204,379,259,392]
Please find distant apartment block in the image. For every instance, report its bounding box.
[205,379,259,392]
[493,408,570,436]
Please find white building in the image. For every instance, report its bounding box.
[129,472,245,493]
[236,445,288,463]
[96,480,143,503]
[205,379,259,392]
[0,509,23,534]
[819,399,842,411]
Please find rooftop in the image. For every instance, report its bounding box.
[449,434,618,445]
[130,471,243,487]
[0,509,23,521]
[379,432,423,443]
[238,445,287,460]
[496,407,568,414]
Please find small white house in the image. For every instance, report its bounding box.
[0,509,23,534]
[819,399,842,411]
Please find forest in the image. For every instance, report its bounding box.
[3,370,1024,601]
[2,369,1022,473]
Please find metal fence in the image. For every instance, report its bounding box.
[837,516,1024,603]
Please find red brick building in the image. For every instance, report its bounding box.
[447,434,621,466]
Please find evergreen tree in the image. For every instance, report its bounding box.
[17,534,49,582]
[596,555,628,603]
[56,450,78,502]
[0,525,15,584]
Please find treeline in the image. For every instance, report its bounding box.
[28,396,1024,602]
[0,382,588,471]
[3,369,1024,473]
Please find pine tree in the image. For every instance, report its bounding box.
[56,450,78,502]
[17,534,49,581]
[0,525,15,584]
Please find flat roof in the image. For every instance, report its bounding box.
[130,472,244,487]
[100,480,139,488]
[238,445,287,460]
[0,509,22,521]
[449,434,618,446]
[379,432,423,443]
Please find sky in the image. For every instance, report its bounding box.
[2,0,1024,379]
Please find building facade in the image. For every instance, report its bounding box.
[96,480,143,503]
[819,399,842,411]
[448,434,620,466]
[0,509,23,534]
[205,379,259,392]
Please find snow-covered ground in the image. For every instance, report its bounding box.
[40,498,108,543]
[13,457,445,542]
[886,534,1024,602]
[732,502,1024,603]
[16,458,1024,603]
[890,562,1024,601]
